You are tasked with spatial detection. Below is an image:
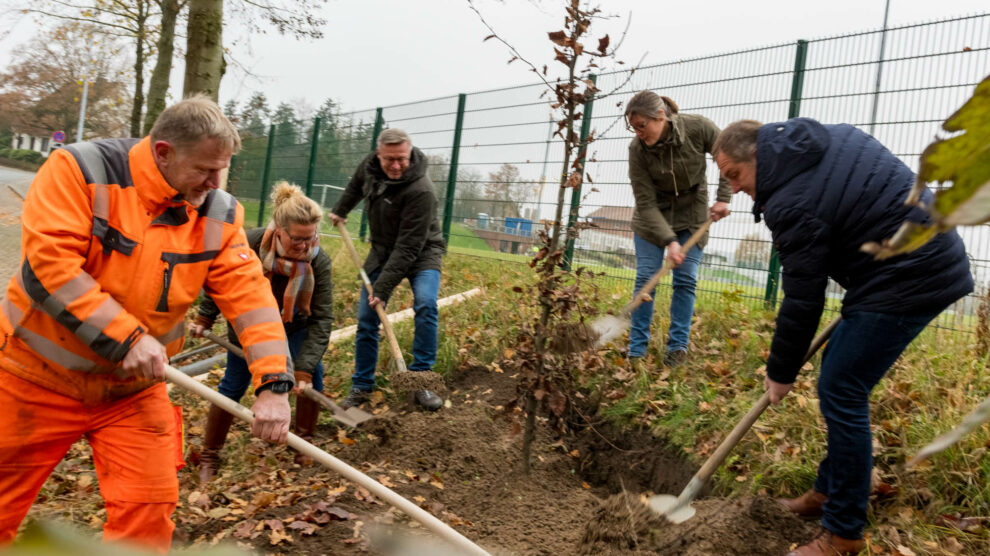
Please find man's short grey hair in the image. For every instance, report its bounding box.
[377,128,412,149]
[150,94,241,153]
[713,119,762,163]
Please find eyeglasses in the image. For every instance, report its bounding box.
[625,114,663,133]
[282,231,317,245]
[380,156,410,165]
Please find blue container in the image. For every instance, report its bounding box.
[504,217,532,236]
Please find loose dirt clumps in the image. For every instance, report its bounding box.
[581,492,819,555]
[389,369,447,393]
[171,362,821,555]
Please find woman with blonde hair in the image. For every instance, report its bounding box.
[624,91,731,367]
[191,182,333,481]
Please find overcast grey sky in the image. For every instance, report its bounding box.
[215,0,990,112]
[0,0,987,113]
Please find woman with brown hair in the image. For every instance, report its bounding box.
[625,91,731,367]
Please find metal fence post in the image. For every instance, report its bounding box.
[360,108,384,242]
[305,116,321,198]
[563,74,596,270]
[442,94,467,244]
[257,123,276,227]
[765,40,808,308]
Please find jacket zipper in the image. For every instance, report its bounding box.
[157,262,174,312]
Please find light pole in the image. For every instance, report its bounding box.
[76,76,89,143]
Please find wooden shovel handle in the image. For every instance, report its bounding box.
[691,316,841,485]
[164,366,489,555]
[335,221,409,373]
[622,219,712,317]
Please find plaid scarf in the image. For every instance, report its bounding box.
[258,221,318,323]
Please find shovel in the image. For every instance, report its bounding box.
[200,330,374,428]
[589,219,713,348]
[334,221,412,375]
[649,316,841,524]
[164,365,489,555]
[333,221,445,395]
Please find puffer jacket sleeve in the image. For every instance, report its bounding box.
[765,208,830,384]
[18,149,146,362]
[373,186,436,300]
[203,205,294,393]
[293,250,333,373]
[628,146,676,248]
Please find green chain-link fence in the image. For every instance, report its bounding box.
[228,12,990,331]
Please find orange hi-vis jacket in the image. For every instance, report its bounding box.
[0,137,294,405]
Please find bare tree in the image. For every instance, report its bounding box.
[470,0,639,472]
[0,22,131,139]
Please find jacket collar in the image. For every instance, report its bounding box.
[129,136,185,212]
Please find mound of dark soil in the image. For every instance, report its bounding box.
[581,493,819,555]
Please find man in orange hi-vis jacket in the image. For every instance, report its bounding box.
[0,96,294,552]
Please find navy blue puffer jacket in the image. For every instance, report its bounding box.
[756,118,973,384]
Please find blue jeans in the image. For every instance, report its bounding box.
[352,269,440,392]
[218,328,324,401]
[814,310,939,540]
[628,230,702,357]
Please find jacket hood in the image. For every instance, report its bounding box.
[753,118,830,220]
[366,146,429,185]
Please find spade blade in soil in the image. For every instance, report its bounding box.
[648,494,696,524]
[591,315,629,347]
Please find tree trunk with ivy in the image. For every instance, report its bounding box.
[143,0,182,134]
[183,0,224,100]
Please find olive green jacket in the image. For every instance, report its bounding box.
[628,112,731,249]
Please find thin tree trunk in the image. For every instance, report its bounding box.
[143,0,181,134]
[520,31,580,474]
[183,0,224,100]
[129,0,148,137]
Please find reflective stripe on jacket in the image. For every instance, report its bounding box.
[0,136,293,405]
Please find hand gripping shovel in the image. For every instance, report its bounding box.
[590,219,713,348]
[200,331,373,428]
[164,365,489,555]
[649,316,841,524]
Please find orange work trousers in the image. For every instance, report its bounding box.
[0,370,179,553]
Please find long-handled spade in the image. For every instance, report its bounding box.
[334,220,445,393]
[164,365,490,555]
[200,330,374,428]
[649,316,842,524]
[588,219,713,349]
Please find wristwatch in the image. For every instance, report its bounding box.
[257,380,293,395]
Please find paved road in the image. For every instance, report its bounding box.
[0,165,34,287]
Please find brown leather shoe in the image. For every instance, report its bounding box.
[778,488,827,519]
[199,404,234,484]
[292,390,320,466]
[786,529,865,555]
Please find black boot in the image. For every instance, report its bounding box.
[199,404,234,484]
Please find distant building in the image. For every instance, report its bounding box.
[10,132,57,157]
[581,206,635,254]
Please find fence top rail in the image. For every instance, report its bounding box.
[328,11,989,117]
